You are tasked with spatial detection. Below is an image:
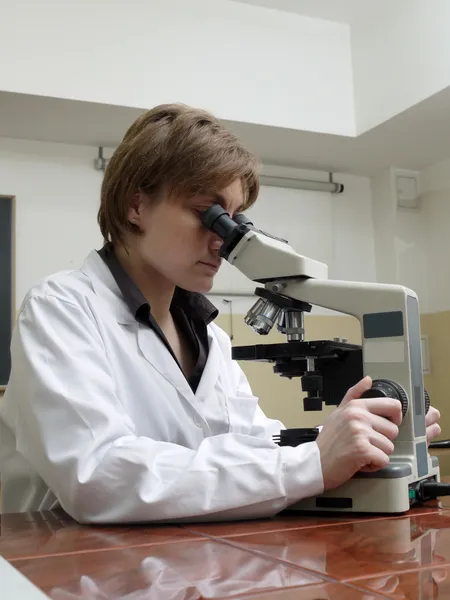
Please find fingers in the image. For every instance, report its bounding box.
[432,568,448,585]
[367,575,401,594]
[362,397,403,426]
[363,443,391,471]
[360,462,385,473]
[345,406,399,440]
[368,429,395,457]
[426,405,441,427]
[341,376,372,406]
[425,406,441,444]
[368,413,400,441]
[427,422,442,444]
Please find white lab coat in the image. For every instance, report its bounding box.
[0,250,323,523]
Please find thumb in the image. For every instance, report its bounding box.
[340,375,372,406]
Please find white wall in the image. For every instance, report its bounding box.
[0,138,103,306]
[370,168,432,313]
[352,0,450,133]
[420,158,450,314]
[370,161,450,315]
[331,174,376,283]
[421,157,450,193]
[0,0,355,136]
[394,207,430,313]
[370,168,430,314]
[0,138,376,315]
[421,191,450,313]
[2,0,450,142]
[370,169,397,285]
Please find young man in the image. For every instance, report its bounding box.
[0,104,440,523]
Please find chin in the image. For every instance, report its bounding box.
[180,275,215,295]
[192,279,215,294]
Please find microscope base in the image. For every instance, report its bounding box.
[287,468,440,514]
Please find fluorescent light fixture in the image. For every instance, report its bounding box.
[259,174,344,193]
[260,165,344,193]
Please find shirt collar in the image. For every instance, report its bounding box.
[97,243,218,324]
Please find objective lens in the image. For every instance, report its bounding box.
[244,299,281,335]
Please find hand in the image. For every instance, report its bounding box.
[426,405,441,444]
[316,376,403,491]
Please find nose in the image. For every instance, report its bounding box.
[209,232,223,251]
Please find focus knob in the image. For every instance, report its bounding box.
[424,389,430,414]
[361,379,408,418]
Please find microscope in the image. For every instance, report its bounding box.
[202,205,443,514]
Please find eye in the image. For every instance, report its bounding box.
[192,205,232,219]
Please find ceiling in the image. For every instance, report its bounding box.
[1,87,449,177]
[225,0,408,25]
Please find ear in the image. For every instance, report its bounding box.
[127,191,146,227]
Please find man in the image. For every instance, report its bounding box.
[0,104,441,522]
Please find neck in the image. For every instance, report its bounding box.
[114,244,175,326]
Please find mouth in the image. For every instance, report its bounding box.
[198,261,221,272]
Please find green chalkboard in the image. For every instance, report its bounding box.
[0,196,13,388]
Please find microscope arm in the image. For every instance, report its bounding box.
[272,278,415,321]
[226,226,329,282]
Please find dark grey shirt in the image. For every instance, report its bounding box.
[97,243,218,393]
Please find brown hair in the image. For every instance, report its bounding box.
[98,103,260,245]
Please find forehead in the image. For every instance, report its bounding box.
[191,179,245,213]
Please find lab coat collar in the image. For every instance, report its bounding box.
[81,250,137,324]
[194,328,221,402]
[135,323,221,404]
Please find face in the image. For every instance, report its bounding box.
[127,179,246,293]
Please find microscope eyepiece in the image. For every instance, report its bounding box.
[233,213,254,227]
[201,204,254,260]
[201,205,238,241]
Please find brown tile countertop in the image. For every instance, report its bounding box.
[2,495,450,599]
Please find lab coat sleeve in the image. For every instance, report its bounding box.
[10,295,324,524]
[230,358,286,440]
